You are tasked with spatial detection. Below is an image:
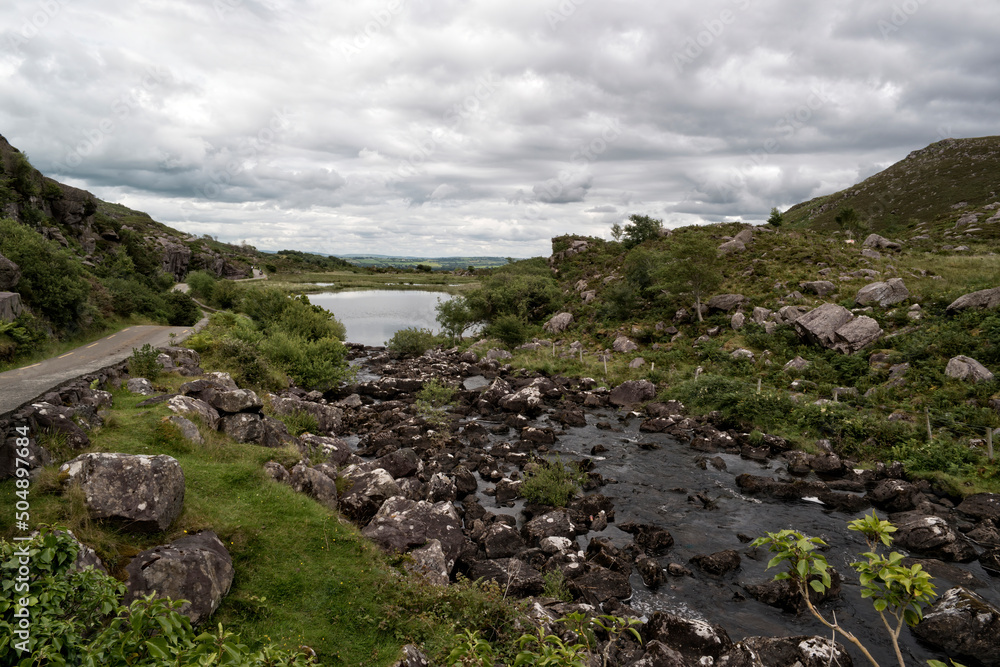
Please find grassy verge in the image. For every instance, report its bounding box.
[1,377,525,665]
[265,271,479,296]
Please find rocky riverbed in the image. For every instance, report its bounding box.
[4,343,999,666]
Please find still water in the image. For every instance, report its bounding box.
[308,290,453,346]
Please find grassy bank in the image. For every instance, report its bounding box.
[265,271,479,295]
[0,377,524,665]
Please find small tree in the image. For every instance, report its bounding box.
[753,512,951,667]
[767,207,783,227]
[436,297,475,342]
[610,222,624,242]
[622,214,663,249]
[658,234,722,323]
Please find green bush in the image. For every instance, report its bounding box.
[163,290,200,326]
[387,327,438,357]
[484,314,530,349]
[185,270,217,302]
[521,458,583,507]
[0,529,315,666]
[127,343,162,380]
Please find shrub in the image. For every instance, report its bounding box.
[521,458,583,507]
[127,343,162,380]
[0,529,316,666]
[277,409,320,436]
[387,327,438,357]
[163,290,200,326]
[185,270,217,301]
[622,213,663,249]
[484,314,530,349]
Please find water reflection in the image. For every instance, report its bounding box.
[308,289,454,346]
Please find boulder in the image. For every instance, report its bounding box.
[609,380,656,406]
[630,641,687,667]
[339,467,401,524]
[568,567,632,605]
[707,294,747,312]
[543,312,574,334]
[800,281,836,297]
[126,378,157,395]
[125,531,233,625]
[734,636,854,667]
[427,472,457,503]
[373,448,422,478]
[730,348,754,361]
[913,587,1000,667]
[269,395,343,434]
[0,253,20,290]
[289,463,339,511]
[480,522,526,559]
[167,416,203,445]
[27,402,89,449]
[945,356,995,383]
[980,548,1000,576]
[636,555,665,589]
[0,292,24,322]
[391,645,432,667]
[361,496,467,571]
[59,453,184,531]
[613,336,639,353]
[831,316,882,354]
[731,312,745,330]
[752,306,772,325]
[499,385,544,414]
[947,286,1000,312]
[783,356,810,373]
[619,521,674,556]
[957,493,1000,522]
[863,233,901,250]
[220,412,264,443]
[299,434,351,466]
[641,612,733,665]
[166,395,220,430]
[892,512,978,562]
[866,479,921,512]
[467,558,544,598]
[404,539,450,587]
[207,389,262,414]
[734,228,754,245]
[855,278,909,307]
[523,509,577,545]
[718,239,746,255]
[745,569,843,612]
[689,549,740,576]
[794,303,854,348]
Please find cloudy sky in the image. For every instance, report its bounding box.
[2,0,998,257]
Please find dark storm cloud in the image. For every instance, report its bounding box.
[1,0,996,256]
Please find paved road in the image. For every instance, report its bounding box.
[0,319,205,416]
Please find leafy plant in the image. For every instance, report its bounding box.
[387,326,439,357]
[521,458,583,507]
[127,343,162,380]
[753,513,958,667]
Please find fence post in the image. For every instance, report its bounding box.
[925,407,932,441]
[989,427,995,463]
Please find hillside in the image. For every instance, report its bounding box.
[784,136,1000,236]
[0,134,357,364]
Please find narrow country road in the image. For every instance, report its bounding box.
[0,318,206,417]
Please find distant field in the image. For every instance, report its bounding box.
[264,271,480,295]
[338,255,510,270]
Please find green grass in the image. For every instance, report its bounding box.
[0,381,526,665]
[264,271,479,296]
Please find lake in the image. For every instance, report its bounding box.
[308,289,454,346]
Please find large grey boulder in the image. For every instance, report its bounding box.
[167,416,203,445]
[404,539,450,586]
[27,402,90,449]
[892,513,978,562]
[800,281,836,297]
[957,493,1000,522]
[125,531,234,625]
[207,389,262,414]
[126,378,157,396]
[945,356,995,383]
[523,509,577,545]
[167,395,220,430]
[298,434,352,465]
[498,384,544,414]
[467,558,544,597]
[794,303,855,348]
[543,312,573,334]
[855,278,909,307]
[863,233,901,250]
[339,466,401,524]
[795,304,882,354]
[732,636,854,667]
[609,379,656,406]
[831,316,883,354]
[269,395,343,434]
[220,412,264,443]
[613,336,638,353]
[947,286,1000,312]
[289,463,339,511]
[734,228,754,245]
[641,612,733,665]
[913,587,1000,667]
[361,496,467,572]
[718,239,746,255]
[59,453,185,531]
[707,294,747,312]
[0,253,20,290]
[0,292,25,322]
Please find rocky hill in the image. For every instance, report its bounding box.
[783,135,1000,236]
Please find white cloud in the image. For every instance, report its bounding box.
[1,0,997,256]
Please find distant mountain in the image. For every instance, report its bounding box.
[338,255,510,271]
[784,136,1000,235]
